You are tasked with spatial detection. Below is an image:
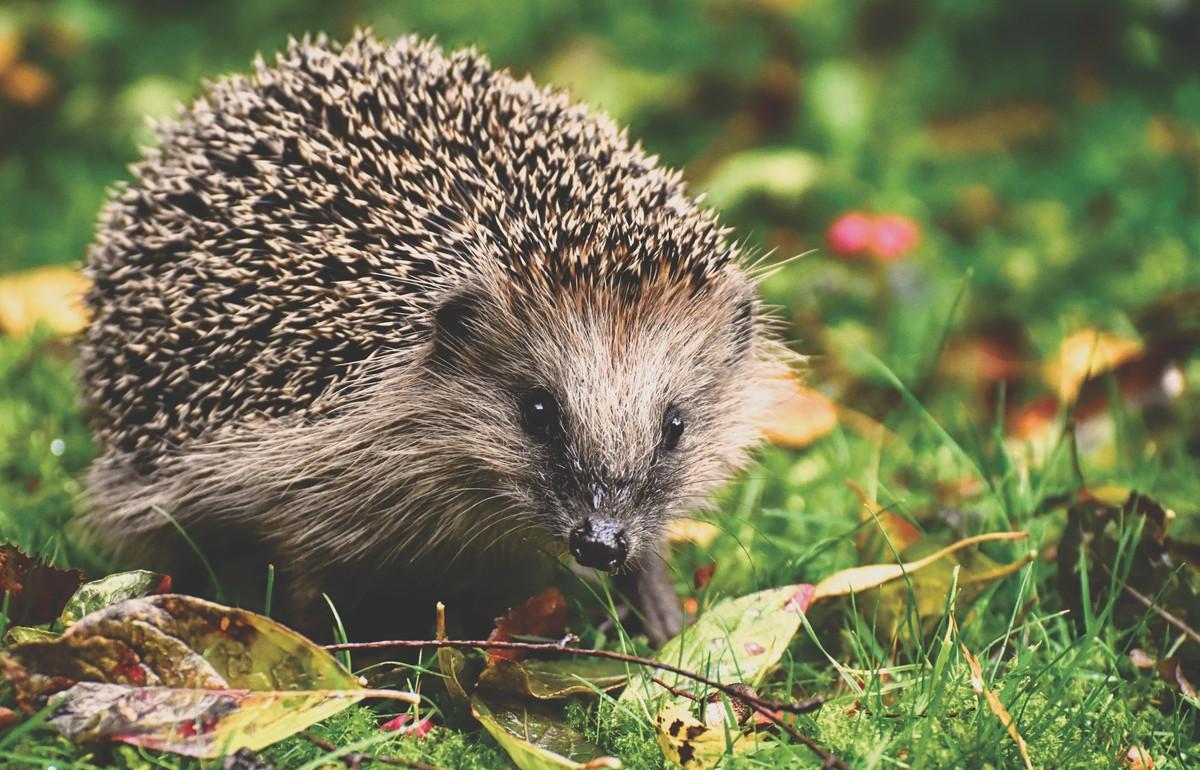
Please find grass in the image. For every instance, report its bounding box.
[1,321,1196,769]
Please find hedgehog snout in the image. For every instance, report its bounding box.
[569,516,628,572]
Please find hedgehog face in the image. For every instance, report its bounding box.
[424,275,765,573]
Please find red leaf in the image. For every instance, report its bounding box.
[0,544,83,625]
[693,563,717,590]
[487,588,568,662]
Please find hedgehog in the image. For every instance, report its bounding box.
[78,31,792,644]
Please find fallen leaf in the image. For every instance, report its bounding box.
[1045,329,1142,402]
[47,681,412,758]
[854,542,1037,640]
[1058,491,1200,652]
[3,626,59,645]
[1123,745,1156,770]
[812,531,1028,600]
[0,543,83,626]
[621,585,813,707]
[762,374,838,449]
[0,266,89,337]
[489,588,569,663]
[653,701,759,770]
[471,692,620,770]
[57,570,172,627]
[666,520,720,548]
[1,62,54,105]
[0,594,416,757]
[960,638,1033,770]
[478,657,629,700]
[693,563,717,590]
[845,480,922,562]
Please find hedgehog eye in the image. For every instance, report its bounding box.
[520,387,559,440]
[661,408,685,451]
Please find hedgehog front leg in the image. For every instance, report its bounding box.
[615,548,683,647]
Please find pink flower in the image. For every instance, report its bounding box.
[826,211,922,263]
[868,215,921,262]
[826,211,874,256]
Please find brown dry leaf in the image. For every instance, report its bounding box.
[488,588,568,663]
[762,373,838,449]
[1045,329,1142,402]
[811,531,1028,600]
[960,638,1033,770]
[0,266,89,337]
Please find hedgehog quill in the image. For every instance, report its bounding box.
[79,32,793,644]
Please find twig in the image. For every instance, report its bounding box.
[325,638,849,769]
[303,732,448,770]
[1119,581,1200,646]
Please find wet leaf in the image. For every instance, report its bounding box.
[471,692,620,770]
[488,588,569,663]
[57,570,172,627]
[46,681,412,758]
[477,657,629,699]
[0,543,83,626]
[653,702,760,770]
[621,585,813,707]
[0,266,89,337]
[0,594,417,757]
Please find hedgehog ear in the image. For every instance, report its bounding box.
[430,290,482,364]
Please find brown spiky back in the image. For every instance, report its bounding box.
[81,32,738,471]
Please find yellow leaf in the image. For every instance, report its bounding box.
[0,266,89,337]
[811,531,1028,601]
[762,374,838,449]
[653,702,760,770]
[666,519,720,548]
[1045,329,1141,402]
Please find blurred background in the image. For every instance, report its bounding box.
[1,0,1198,561]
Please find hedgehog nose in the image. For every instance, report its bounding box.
[569,517,628,572]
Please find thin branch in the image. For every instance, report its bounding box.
[325,637,849,769]
[303,732,448,770]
